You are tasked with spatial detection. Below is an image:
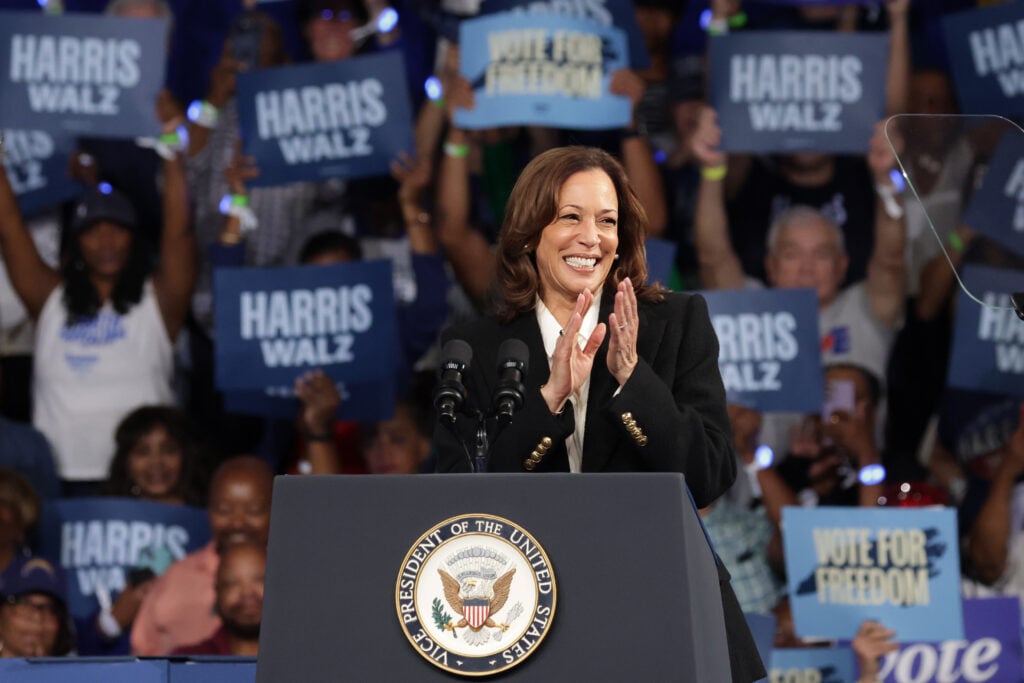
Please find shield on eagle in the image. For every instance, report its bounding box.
[463,598,490,629]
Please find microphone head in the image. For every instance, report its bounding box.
[497,338,529,374]
[440,339,473,372]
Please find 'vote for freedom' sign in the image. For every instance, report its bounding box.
[214,260,396,392]
[456,13,631,130]
[709,31,888,154]
[948,265,1024,398]
[782,506,963,643]
[38,498,210,623]
[4,128,82,215]
[0,12,166,138]
[944,2,1024,115]
[481,0,649,69]
[962,130,1024,257]
[236,51,415,187]
[702,288,823,413]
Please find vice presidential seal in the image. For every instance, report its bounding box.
[395,514,556,676]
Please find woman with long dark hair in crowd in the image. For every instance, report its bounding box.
[104,405,210,507]
[0,115,196,494]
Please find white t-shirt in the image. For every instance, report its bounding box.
[33,281,174,480]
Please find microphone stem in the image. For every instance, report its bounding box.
[473,421,489,474]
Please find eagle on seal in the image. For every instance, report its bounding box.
[438,567,516,632]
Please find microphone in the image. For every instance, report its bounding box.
[493,338,529,424]
[435,339,472,425]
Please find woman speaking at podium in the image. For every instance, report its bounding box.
[434,145,764,682]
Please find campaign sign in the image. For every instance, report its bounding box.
[782,506,963,643]
[770,648,855,683]
[3,128,81,215]
[943,2,1024,115]
[224,378,396,422]
[0,12,166,137]
[702,288,823,413]
[455,13,631,130]
[214,260,396,391]
[948,265,1024,398]
[645,237,677,287]
[877,597,1022,683]
[708,32,888,153]
[37,498,210,623]
[962,132,1024,257]
[0,659,168,683]
[236,51,415,187]
[481,0,649,69]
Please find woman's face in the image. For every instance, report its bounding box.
[535,168,619,309]
[0,594,60,657]
[78,221,132,279]
[127,425,184,501]
[364,406,428,475]
[306,6,359,63]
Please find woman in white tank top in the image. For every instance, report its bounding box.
[0,135,196,488]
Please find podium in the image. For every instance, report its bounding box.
[256,473,731,681]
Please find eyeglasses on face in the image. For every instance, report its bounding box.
[4,594,60,619]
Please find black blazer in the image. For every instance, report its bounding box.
[434,291,765,682]
[435,291,736,506]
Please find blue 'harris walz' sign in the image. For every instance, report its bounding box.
[456,12,631,131]
[943,2,1024,115]
[214,260,396,392]
[961,131,1024,257]
[702,288,823,413]
[948,264,1024,398]
[481,0,649,69]
[0,12,166,138]
[236,51,414,187]
[708,31,888,154]
[3,127,82,215]
[783,506,964,643]
[38,498,210,624]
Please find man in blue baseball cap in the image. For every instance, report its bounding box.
[0,556,74,657]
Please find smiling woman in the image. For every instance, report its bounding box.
[103,405,210,507]
[433,145,766,682]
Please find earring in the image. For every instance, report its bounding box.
[614,253,620,260]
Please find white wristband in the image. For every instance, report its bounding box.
[875,182,904,220]
[97,608,123,639]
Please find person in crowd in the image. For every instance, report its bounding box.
[0,113,195,493]
[103,405,210,507]
[363,374,434,475]
[692,110,906,462]
[698,0,909,286]
[964,403,1024,607]
[0,470,40,577]
[172,542,265,656]
[0,410,59,503]
[432,145,763,681]
[0,556,74,657]
[131,456,272,655]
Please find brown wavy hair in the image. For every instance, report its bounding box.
[496,146,664,321]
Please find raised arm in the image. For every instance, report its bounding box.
[885,0,911,115]
[865,121,907,328]
[690,106,746,290]
[435,49,497,308]
[968,404,1024,585]
[0,143,60,319]
[152,117,198,340]
[610,69,668,238]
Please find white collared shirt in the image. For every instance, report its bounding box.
[535,294,602,473]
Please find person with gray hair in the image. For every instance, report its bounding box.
[690,108,906,388]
